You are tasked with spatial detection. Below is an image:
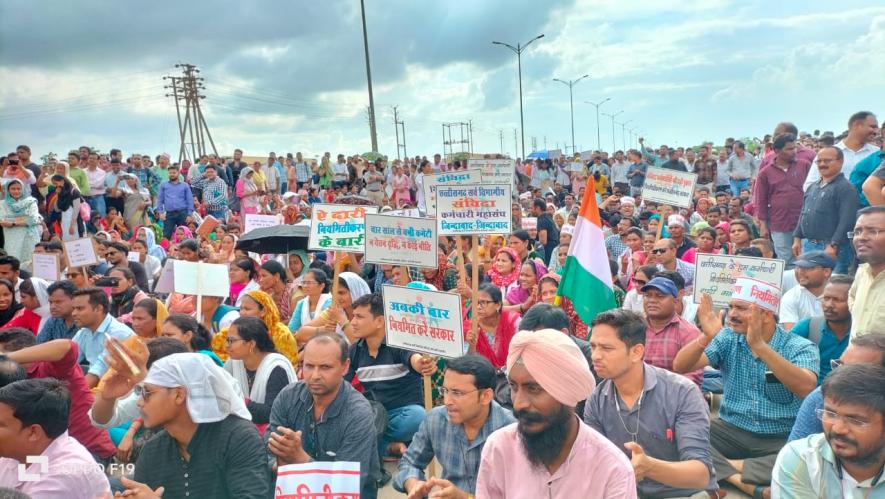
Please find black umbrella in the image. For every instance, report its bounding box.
[335,195,375,206]
[235,223,310,254]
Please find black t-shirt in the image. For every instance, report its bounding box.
[346,340,422,410]
[675,237,697,259]
[661,159,688,172]
[107,261,150,292]
[536,213,560,266]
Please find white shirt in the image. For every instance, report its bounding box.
[415,172,427,212]
[804,140,879,190]
[85,167,107,196]
[779,285,823,326]
[332,162,349,181]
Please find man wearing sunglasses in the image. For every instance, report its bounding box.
[653,239,695,292]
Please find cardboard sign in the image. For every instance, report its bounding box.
[308,204,379,252]
[521,217,537,231]
[172,261,230,297]
[436,183,512,235]
[383,284,465,359]
[422,169,482,216]
[32,253,61,281]
[641,167,697,208]
[385,208,421,217]
[693,254,785,310]
[274,461,360,499]
[195,215,220,239]
[569,161,584,172]
[244,213,281,234]
[127,251,140,262]
[154,260,176,294]
[63,237,99,268]
[468,159,515,185]
[365,214,438,268]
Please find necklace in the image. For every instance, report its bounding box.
[613,385,644,443]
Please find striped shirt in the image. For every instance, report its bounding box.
[346,340,423,410]
[645,315,704,386]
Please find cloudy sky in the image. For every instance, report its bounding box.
[1,0,883,162]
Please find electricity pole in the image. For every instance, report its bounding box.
[360,0,378,152]
[392,106,406,159]
[164,63,217,164]
[492,34,544,161]
[602,110,623,154]
[585,98,611,151]
[618,120,633,151]
[553,74,589,156]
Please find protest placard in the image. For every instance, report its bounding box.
[172,261,229,297]
[383,284,464,359]
[436,184,512,235]
[365,214,438,268]
[195,215,219,239]
[521,217,537,231]
[244,213,281,234]
[308,204,379,252]
[385,208,421,217]
[127,251,140,263]
[569,161,584,172]
[274,461,360,499]
[154,260,176,294]
[63,238,99,268]
[641,167,697,208]
[693,254,785,310]
[422,169,481,216]
[32,253,61,281]
[468,159,515,185]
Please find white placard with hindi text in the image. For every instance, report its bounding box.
[32,253,61,281]
[365,214,438,268]
[172,261,230,297]
[693,254,785,311]
[127,251,140,262]
[154,260,176,294]
[244,213,281,234]
[468,158,515,185]
[521,217,537,231]
[436,183,512,235]
[308,204,379,253]
[641,167,697,208]
[63,238,99,268]
[383,284,464,359]
[422,169,482,216]
[274,461,361,499]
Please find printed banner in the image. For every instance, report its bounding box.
[274,461,360,499]
[436,184,512,235]
[468,159,515,185]
[693,254,785,310]
[422,169,482,216]
[365,214,438,268]
[32,253,61,281]
[521,217,537,231]
[63,237,99,268]
[641,167,697,208]
[308,203,379,252]
[244,214,282,234]
[382,284,464,358]
[173,261,230,297]
[385,208,422,217]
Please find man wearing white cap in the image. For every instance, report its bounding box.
[667,214,697,259]
[673,278,819,498]
[476,329,637,498]
[547,223,574,274]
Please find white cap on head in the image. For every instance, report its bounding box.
[561,224,575,236]
[731,277,781,313]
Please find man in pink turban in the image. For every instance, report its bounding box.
[476,329,636,498]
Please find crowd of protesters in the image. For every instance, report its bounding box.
[0,110,884,498]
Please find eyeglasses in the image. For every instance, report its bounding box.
[848,228,883,239]
[815,408,871,429]
[830,358,843,371]
[134,384,166,401]
[475,299,495,307]
[651,248,669,255]
[439,387,480,399]
[225,337,245,346]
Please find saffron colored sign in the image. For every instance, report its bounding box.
[274,461,360,499]
[308,203,379,252]
[435,184,512,235]
[382,284,465,359]
[693,254,784,310]
[364,214,438,268]
[641,167,697,208]
[422,169,482,216]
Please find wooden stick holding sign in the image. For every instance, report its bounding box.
[422,353,436,479]
[469,236,480,351]
[453,239,468,287]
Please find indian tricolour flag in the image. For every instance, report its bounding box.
[556,177,617,324]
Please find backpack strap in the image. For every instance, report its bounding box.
[807,316,825,346]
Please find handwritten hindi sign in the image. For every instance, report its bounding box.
[386,208,421,217]
[383,284,464,358]
[274,461,360,499]
[422,169,482,216]
[436,184,512,235]
[521,217,537,231]
[468,159,515,185]
[244,213,281,234]
[127,251,140,263]
[173,261,230,297]
[32,253,61,281]
[308,203,379,252]
[641,167,697,208]
[63,238,99,268]
[365,214,438,268]
[693,254,785,310]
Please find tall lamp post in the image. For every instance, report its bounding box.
[492,34,544,160]
[359,0,378,152]
[553,74,589,155]
[585,98,610,152]
[601,110,623,153]
[618,119,633,151]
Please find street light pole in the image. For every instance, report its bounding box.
[359,0,378,152]
[553,74,589,156]
[601,110,623,153]
[619,119,633,151]
[585,98,610,151]
[493,34,544,160]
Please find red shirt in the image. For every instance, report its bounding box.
[754,158,812,232]
[28,341,116,459]
[644,315,704,387]
[1,308,41,335]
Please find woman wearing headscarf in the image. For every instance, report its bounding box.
[108,267,149,326]
[130,238,162,290]
[136,226,167,260]
[420,251,449,291]
[229,257,260,306]
[257,260,296,324]
[286,249,310,290]
[314,271,371,343]
[213,234,239,263]
[503,259,548,313]
[486,247,521,294]
[528,272,590,340]
[236,166,261,215]
[0,277,50,334]
[289,268,333,343]
[171,225,194,246]
[109,173,151,232]
[281,204,303,225]
[0,179,42,267]
[211,290,298,366]
[49,173,83,241]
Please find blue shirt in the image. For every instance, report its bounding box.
[394,403,515,494]
[849,149,884,207]
[788,386,823,442]
[72,314,135,377]
[704,325,819,435]
[155,179,194,213]
[36,317,80,343]
[790,318,850,382]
